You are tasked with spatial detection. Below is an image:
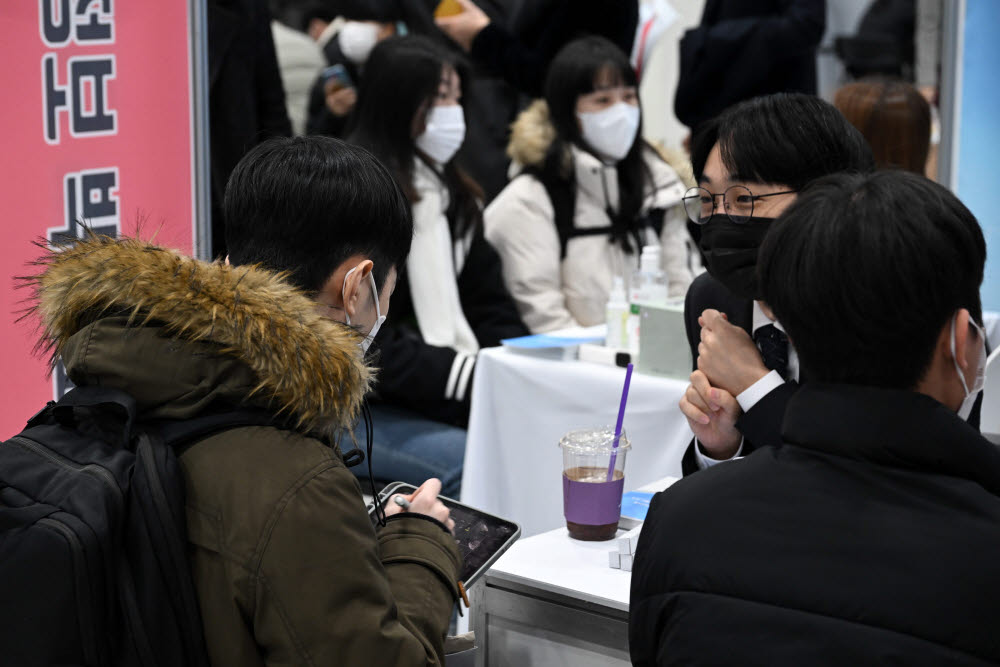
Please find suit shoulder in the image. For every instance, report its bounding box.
[687,272,731,307]
[685,272,752,329]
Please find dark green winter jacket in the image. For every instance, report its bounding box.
[35,236,461,666]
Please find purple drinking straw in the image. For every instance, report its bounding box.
[606,363,634,482]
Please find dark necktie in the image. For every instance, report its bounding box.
[753,323,790,380]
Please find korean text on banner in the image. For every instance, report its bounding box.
[0,2,199,436]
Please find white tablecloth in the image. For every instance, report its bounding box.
[462,347,690,537]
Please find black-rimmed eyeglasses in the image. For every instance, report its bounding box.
[683,186,797,225]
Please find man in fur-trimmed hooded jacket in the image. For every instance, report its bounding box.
[28,137,462,666]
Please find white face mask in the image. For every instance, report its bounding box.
[339,21,379,64]
[343,267,385,353]
[950,313,987,420]
[577,102,641,163]
[415,104,466,165]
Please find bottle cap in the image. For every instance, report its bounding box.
[610,275,626,300]
[639,245,661,273]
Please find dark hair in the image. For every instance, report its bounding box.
[758,171,986,389]
[834,79,931,174]
[348,35,483,239]
[691,93,875,188]
[297,3,334,33]
[224,136,413,292]
[541,36,652,253]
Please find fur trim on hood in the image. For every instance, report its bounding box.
[507,100,559,169]
[506,99,695,187]
[25,235,371,433]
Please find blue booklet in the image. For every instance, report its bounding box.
[501,325,606,350]
[619,490,656,528]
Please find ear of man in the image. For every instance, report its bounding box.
[918,308,974,412]
[314,256,374,323]
[341,259,374,322]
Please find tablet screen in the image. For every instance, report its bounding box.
[372,483,520,585]
[448,500,519,583]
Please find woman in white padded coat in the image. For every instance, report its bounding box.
[485,36,701,333]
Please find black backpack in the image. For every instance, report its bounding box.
[0,387,278,666]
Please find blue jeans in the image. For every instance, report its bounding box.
[352,405,466,499]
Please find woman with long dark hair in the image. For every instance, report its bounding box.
[348,35,526,496]
[484,36,697,333]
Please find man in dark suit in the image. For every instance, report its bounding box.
[677,93,874,475]
[631,170,998,665]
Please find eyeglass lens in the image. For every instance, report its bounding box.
[683,186,755,225]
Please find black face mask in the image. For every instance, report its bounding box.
[698,216,776,300]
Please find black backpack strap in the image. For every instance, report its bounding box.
[141,405,353,465]
[51,387,137,424]
[548,177,576,260]
[0,502,57,531]
[524,168,578,260]
[642,207,666,236]
[151,411,359,465]
[26,387,139,449]
[143,409,286,452]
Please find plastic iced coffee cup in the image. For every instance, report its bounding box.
[559,427,630,541]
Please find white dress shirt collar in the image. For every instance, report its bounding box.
[752,301,786,334]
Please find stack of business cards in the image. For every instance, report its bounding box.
[608,525,643,572]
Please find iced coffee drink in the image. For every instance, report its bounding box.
[559,428,630,541]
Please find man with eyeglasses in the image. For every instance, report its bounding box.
[677,93,875,475]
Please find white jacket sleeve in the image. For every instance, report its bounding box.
[484,176,580,333]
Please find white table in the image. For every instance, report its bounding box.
[462,347,691,537]
[470,529,632,667]
[470,477,678,666]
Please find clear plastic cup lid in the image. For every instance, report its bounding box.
[558,427,631,454]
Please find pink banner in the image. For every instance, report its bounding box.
[0,2,198,436]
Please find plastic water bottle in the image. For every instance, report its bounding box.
[605,276,629,350]
[626,246,668,355]
[629,245,668,304]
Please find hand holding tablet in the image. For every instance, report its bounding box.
[383,478,455,532]
[372,482,521,587]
